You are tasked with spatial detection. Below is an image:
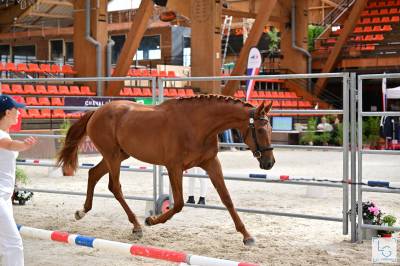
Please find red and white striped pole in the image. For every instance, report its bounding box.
[17,225,259,266]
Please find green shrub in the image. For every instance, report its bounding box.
[15,167,29,185]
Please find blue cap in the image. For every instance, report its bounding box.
[0,95,26,113]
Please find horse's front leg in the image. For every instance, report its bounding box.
[202,157,255,246]
[145,167,183,225]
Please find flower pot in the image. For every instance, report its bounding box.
[381,233,392,238]
[362,228,378,240]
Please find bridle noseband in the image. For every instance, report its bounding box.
[248,109,274,158]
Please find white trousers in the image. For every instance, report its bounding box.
[0,195,24,266]
[187,167,207,197]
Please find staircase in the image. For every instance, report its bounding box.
[313,0,400,70]
[221,15,233,70]
[319,0,357,27]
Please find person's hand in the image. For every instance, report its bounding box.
[23,136,38,149]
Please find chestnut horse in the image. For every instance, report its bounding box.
[57,95,275,245]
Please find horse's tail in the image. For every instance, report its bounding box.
[56,111,95,173]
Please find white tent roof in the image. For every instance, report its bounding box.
[387,86,400,99]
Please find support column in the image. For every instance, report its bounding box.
[74,0,108,93]
[222,0,277,96]
[191,0,222,94]
[280,0,308,74]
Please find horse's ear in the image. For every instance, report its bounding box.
[265,101,273,113]
[255,101,266,117]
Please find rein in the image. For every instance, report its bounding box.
[248,109,274,158]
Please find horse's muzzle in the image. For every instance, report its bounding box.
[259,158,275,170]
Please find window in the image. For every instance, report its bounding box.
[111,35,126,64]
[183,37,191,67]
[50,40,64,63]
[65,42,74,64]
[0,45,10,62]
[137,35,161,60]
[12,45,35,63]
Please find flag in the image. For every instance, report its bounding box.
[382,76,387,111]
[245,47,262,101]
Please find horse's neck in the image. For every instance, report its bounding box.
[193,102,248,134]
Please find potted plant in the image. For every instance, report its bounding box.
[363,117,381,149]
[356,201,382,240]
[300,117,318,145]
[317,131,331,146]
[379,214,397,237]
[12,167,34,205]
[308,25,324,51]
[267,27,280,58]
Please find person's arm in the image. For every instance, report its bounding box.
[0,136,38,152]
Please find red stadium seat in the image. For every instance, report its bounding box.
[177,89,186,97]
[132,87,143,97]
[27,109,42,119]
[58,85,71,95]
[11,84,24,94]
[35,85,47,95]
[19,109,28,119]
[23,85,36,94]
[80,86,96,96]
[6,62,17,72]
[27,63,43,74]
[37,97,51,106]
[25,97,39,106]
[61,65,77,75]
[1,84,11,94]
[52,109,66,119]
[47,85,59,95]
[17,63,28,72]
[41,109,51,119]
[120,87,133,96]
[142,88,152,97]
[185,88,195,96]
[50,64,62,74]
[39,64,51,73]
[69,86,82,95]
[51,97,64,106]
[168,88,178,97]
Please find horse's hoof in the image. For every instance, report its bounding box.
[74,210,86,220]
[132,228,143,239]
[145,216,155,226]
[243,237,256,246]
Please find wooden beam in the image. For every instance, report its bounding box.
[222,0,278,96]
[28,11,72,19]
[222,8,284,22]
[41,0,73,7]
[222,8,257,19]
[0,2,39,33]
[321,0,338,8]
[314,0,367,96]
[106,0,154,96]
[0,27,73,39]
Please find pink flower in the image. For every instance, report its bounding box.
[368,206,380,216]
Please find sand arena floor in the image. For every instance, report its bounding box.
[10,148,400,265]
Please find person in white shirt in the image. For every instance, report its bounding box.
[0,95,37,266]
[317,116,333,132]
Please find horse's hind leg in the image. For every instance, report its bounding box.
[75,159,109,220]
[202,157,255,246]
[105,152,143,237]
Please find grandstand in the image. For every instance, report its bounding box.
[0,0,399,130]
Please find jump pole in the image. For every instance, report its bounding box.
[17,225,259,266]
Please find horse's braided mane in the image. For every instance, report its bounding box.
[176,94,254,108]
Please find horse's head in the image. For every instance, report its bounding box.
[243,101,275,170]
